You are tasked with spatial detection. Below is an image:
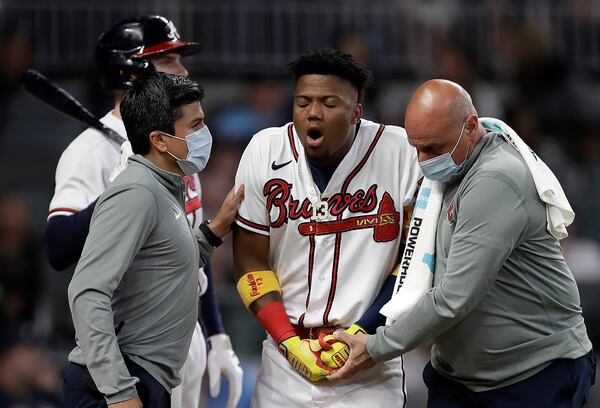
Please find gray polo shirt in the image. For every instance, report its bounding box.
[368,133,591,391]
[68,155,215,404]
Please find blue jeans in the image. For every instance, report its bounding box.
[424,351,596,407]
[63,357,171,408]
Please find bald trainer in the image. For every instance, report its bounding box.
[328,79,595,407]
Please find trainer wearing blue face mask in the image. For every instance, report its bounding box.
[418,121,468,182]
[65,72,244,408]
[160,125,213,176]
[328,79,595,407]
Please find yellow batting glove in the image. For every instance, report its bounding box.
[278,336,333,381]
[319,323,366,369]
[345,323,367,336]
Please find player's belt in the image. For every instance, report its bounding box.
[298,212,399,236]
[292,324,339,340]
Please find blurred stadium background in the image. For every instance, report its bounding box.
[0,0,599,406]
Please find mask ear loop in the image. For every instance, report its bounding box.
[150,131,168,154]
[454,122,472,170]
[463,137,472,164]
[450,121,467,156]
[159,131,186,161]
[160,131,187,142]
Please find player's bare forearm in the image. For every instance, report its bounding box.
[232,225,270,281]
[233,225,297,348]
[249,292,281,315]
[233,226,280,313]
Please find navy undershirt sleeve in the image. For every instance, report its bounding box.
[356,274,396,334]
[43,199,98,271]
[355,244,405,333]
[199,261,226,337]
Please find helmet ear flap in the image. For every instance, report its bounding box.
[95,15,198,91]
[100,49,155,90]
[114,52,155,81]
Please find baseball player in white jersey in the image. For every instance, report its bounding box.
[44,16,242,408]
[233,49,420,407]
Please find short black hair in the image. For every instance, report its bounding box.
[288,48,373,102]
[120,72,205,154]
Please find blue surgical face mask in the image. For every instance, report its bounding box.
[162,126,213,176]
[419,121,469,182]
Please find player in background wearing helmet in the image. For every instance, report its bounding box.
[43,15,242,408]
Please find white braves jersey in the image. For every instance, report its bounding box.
[235,119,420,327]
[48,111,206,288]
[49,111,124,218]
[49,110,204,227]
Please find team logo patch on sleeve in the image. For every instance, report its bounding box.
[447,201,457,225]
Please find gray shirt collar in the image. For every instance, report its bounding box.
[128,154,184,200]
[447,132,498,184]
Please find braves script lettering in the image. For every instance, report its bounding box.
[263,179,400,242]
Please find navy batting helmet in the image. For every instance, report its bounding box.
[95,15,200,90]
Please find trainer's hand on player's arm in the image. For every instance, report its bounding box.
[326,330,374,381]
[279,336,334,382]
[209,185,245,238]
[207,334,243,408]
[108,395,142,407]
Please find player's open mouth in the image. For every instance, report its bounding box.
[306,128,324,148]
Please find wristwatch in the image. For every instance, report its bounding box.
[199,220,223,247]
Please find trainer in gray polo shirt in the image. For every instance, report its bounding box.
[66,72,244,407]
[328,79,594,407]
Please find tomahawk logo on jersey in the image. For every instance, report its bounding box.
[235,119,420,328]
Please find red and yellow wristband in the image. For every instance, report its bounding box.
[236,270,295,343]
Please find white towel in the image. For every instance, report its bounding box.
[480,117,574,240]
[380,178,444,323]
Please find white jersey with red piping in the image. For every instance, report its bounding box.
[234,119,420,328]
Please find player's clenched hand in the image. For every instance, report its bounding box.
[326,329,374,381]
[108,395,142,407]
[278,336,334,382]
[210,185,245,237]
[318,332,349,369]
[319,323,366,369]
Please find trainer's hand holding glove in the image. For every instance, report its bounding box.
[278,336,334,382]
[319,323,366,369]
[109,140,134,182]
[207,334,243,408]
[326,326,374,381]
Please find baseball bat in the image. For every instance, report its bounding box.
[21,69,126,145]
